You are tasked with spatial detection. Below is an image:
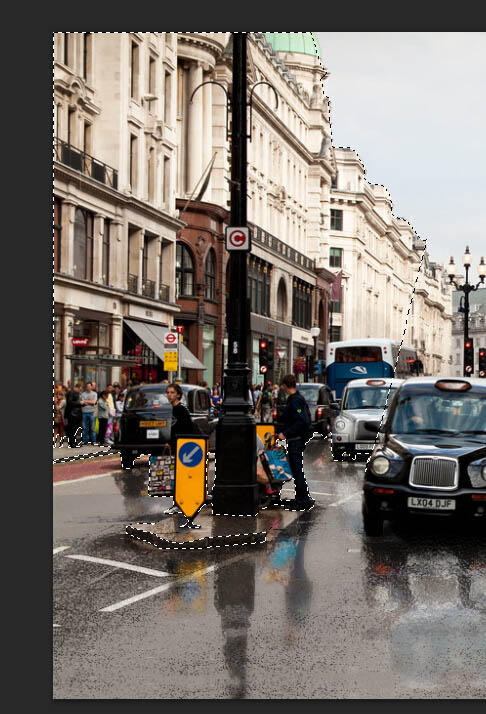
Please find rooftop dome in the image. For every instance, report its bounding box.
[265,32,322,60]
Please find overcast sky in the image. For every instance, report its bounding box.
[316,32,485,281]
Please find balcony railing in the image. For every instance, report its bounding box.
[54,137,118,190]
[128,274,138,294]
[142,278,155,299]
[159,284,170,302]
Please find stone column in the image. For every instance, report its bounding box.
[187,62,203,195]
[93,214,104,283]
[110,219,125,290]
[202,74,212,190]
[63,305,78,386]
[61,201,76,276]
[111,314,123,384]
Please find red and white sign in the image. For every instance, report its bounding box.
[226,226,251,252]
[72,338,89,346]
[164,332,177,346]
[260,365,268,374]
[175,325,184,334]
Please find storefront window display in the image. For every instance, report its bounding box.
[121,322,165,386]
[71,319,111,389]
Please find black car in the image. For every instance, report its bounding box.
[296,382,338,436]
[115,383,217,469]
[362,377,486,536]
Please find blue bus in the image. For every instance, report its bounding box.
[325,338,420,399]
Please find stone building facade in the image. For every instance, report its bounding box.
[326,147,453,376]
[54,32,183,389]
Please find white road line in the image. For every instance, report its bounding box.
[100,565,216,613]
[66,554,171,578]
[53,546,71,555]
[329,492,361,508]
[53,471,118,487]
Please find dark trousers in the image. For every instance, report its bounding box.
[66,419,82,448]
[97,418,108,444]
[287,438,311,504]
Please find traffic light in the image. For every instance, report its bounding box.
[464,339,474,376]
[267,341,274,372]
[478,348,486,378]
[259,339,268,374]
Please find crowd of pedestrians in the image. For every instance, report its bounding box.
[53,381,126,448]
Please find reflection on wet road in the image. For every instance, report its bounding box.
[53,435,485,698]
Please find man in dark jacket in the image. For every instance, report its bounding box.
[64,382,83,448]
[277,373,314,510]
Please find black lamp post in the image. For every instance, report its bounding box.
[447,246,486,376]
[212,33,259,516]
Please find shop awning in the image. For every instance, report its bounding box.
[124,319,206,371]
[65,354,139,367]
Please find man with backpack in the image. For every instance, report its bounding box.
[276,373,315,511]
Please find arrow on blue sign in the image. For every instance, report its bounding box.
[179,442,204,467]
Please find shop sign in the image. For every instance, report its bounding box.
[72,338,89,346]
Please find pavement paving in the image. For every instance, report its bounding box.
[53,441,117,463]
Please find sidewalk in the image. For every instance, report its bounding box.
[53,442,117,463]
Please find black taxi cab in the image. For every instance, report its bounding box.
[362,377,486,536]
[115,383,217,469]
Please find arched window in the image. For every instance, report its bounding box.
[73,207,93,281]
[176,243,194,297]
[205,249,216,301]
[276,278,287,322]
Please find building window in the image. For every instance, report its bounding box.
[205,249,216,301]
[83,33,92,81]
[67,107,76,146]
[53,197,62,272]
[248,257,270,316]
[73,207,94,281]
[163,156,170,205]
[102,219,110,286]
[330,209,343,231]
[129,134,138,191]
[292,279,313,329]
[147,147,155,202]
[330,326,342,342]
[63,33,70,67]
[148,56,156,94]
[330,247,343,268]
[176,243,194,297]
[330,299,341,313]
[331,174,338,189]
[83,122,92,155]
[130,41,139,100]
[164,71,172,123]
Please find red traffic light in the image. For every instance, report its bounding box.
[259,340,267,349]
[465,341,472,349]
[480,350,486,357]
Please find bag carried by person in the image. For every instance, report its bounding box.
[259,435,292,484]
[105,421,113,439]
[148,444,175,497]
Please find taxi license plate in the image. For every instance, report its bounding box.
[139,420,166,427]
[356,443,374,450]
[407,497,456,511]
[146,429,160,439]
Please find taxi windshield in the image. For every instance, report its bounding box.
[125,390,170,410]
[342,387,397,410]
[391,391,486,436]
[297,385,320,402]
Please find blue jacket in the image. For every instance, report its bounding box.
[281,392,311,440]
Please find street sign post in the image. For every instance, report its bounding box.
[164,350,178,371]
[164,332,177,347]
[175,436,208,528]
[225,226,251,252]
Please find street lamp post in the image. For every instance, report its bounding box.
[447,247,486,376]
[310,326,320,382]
[212,33,259,516]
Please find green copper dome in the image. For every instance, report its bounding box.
[265,32,322,60]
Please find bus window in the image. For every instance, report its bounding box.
[335,346,382,363]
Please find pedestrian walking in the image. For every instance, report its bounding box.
[166,382,200,452]
[258,382,273,423]
[96,390,110,445]
[64,383,83,448]
[80,382,98,445]
[276,373,314,511]
[53,388,66,445]
[210,386,222,416]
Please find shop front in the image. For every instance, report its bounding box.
[70,316,112,389]
[250,314,291,386]
[292,327,315,383]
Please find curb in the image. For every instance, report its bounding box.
[125,523,267,550]
[53,448,119,465]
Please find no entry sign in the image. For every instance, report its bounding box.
[164,332,177,346]
[226,226,251,251]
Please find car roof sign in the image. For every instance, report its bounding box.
[435,379,472,391]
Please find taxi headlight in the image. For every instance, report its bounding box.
[335,419,347,431]
[370,456,391,476]
[482,465,486,481]
[467,459,486,488]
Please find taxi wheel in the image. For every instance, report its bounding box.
[362,502,384,537]
[121,450,134,470]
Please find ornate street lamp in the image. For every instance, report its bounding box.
[447,247,485,375]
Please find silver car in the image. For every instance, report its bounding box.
[331,378,404,460]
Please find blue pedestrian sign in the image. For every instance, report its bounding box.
[178,441,204,467]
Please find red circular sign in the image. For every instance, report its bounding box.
[228,229,246,248]
[260,365,268,373]
[175,325,184,334]
[165,333,177,344]
[465,365,473,373]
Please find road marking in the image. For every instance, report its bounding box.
[347,548,361,553]
[329,492,361,508]
[66,554,171,578]
[53,546,71,555]
[53,471,118,487]
[100,565,216,612]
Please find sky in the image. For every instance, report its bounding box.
[316,32,486,281]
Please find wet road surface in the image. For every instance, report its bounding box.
[53,435,486,698]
